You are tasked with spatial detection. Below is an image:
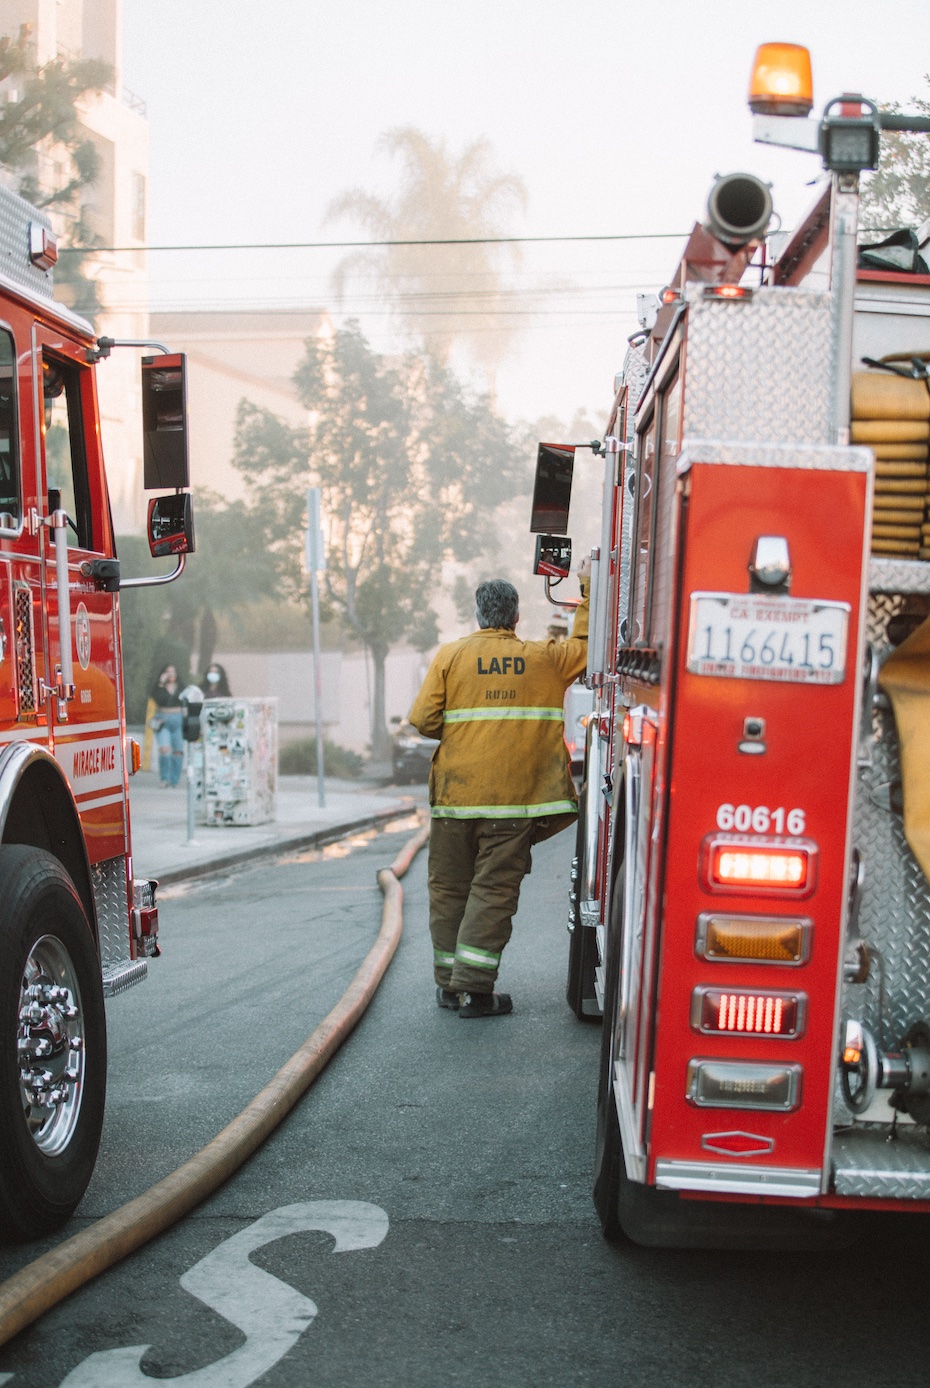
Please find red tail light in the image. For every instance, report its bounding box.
[691,986,805,1038]
[700,835,817,898]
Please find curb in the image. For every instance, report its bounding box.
[152,800,418,888]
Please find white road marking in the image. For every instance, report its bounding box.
[57,1201,389,1388]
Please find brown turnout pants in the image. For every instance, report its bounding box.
[428,817,534,994]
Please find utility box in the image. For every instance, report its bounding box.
[197,698,278,826]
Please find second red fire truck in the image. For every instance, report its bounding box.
[0,184,193,1238]
[533,44,930,1245]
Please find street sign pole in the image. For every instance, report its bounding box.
[306,489,326,809]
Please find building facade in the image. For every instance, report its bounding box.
[148,308,331,497]
[0,0,151,531]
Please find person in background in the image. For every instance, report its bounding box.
[201,662,232,697]
[150,664,184,788]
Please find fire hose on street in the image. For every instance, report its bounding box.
[0,821,430,1348]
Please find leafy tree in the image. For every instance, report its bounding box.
[326,128,527,387]
[233,323,519,756]
[861,87,930,231]
[0,24,112,322]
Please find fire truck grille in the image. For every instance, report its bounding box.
[91,856,131,975]
[14,585,36,716]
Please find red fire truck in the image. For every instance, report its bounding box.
[532,45,930,1246]
[0,185,193,1238]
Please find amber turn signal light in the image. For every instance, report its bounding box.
[748,42,814,117]
[695,912,811,964]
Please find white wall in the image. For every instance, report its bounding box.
[212,647,430,753]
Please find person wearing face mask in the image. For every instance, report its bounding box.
[150,664,185,787]
[201,662,232,698]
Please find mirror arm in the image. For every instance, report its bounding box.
[544,575,581,611]
[87,337,171,364]
[120,554,186,590]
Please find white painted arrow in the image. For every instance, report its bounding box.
[58,1201,389,1388]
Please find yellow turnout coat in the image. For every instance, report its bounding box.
[409,588,589,842]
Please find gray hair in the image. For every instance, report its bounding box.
[475,579,519,630]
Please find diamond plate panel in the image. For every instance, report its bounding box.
[91,856,131,973]
[677,441,871,473]
[0,184,55,300]
[682,287,834,444]
[869,559,930,596]
[841,592,930,1057]
[14,584,36,717]
[833,1127,930,1199]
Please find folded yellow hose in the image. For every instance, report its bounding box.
[874,508,927,525]
[874,479,929,494]
[873,539,921,554]
[876,461,929,478]
[873,524,922,540]
[852,419,930,443]
[879,620,930,882]
[873,444,930,461]
[877,502,927,519]
[853,371,930,421]
[0,822,431,1348]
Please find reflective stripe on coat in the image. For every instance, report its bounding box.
[408,588,589,841]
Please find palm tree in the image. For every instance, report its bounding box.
[325,128,528,389]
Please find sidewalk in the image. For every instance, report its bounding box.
[128,769,421,886]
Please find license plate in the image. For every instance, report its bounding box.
[687,592,850,685]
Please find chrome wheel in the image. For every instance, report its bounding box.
[17,934,85,1157]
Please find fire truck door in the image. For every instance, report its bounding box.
[36,333,126,863]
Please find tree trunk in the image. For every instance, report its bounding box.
[369,644,391,760]
[197,606,218,677]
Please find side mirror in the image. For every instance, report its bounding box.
[530,443,576,535]
[534,535,573,578]
[142,353,190,489]
[148,493,195,558]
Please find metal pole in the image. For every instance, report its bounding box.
[828,171,860,445]
[186,747,197,845]
[310,566,326,809]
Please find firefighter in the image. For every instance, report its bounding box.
[408,561,590,1017]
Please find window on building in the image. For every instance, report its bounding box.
[132,171,146,243]
[43,356,93,551]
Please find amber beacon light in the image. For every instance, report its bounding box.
[748,43,813,117]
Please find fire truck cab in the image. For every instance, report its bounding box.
[0,184,193,1238]
[537,48,930,1246]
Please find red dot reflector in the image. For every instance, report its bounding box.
[692,987,804,1038]
[703,284,754,300]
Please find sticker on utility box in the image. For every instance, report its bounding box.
[687,592,850,685]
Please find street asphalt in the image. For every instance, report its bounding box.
[0,810,929,1386]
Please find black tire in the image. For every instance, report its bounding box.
[0,845,106,1240]
[565,791,600,1022]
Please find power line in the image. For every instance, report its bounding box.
[59,230,688,254]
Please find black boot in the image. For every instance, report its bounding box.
[459,991,513,1018]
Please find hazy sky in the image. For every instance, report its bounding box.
[122,1,930,434]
